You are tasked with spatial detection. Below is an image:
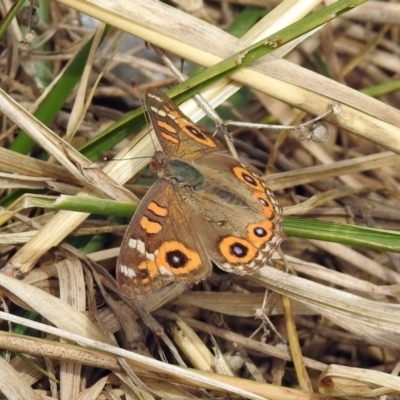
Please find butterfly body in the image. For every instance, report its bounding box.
[116,89,285,298]
[151,152,205,189]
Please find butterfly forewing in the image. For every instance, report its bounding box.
[116,180,212,298]
[145,89,223,160]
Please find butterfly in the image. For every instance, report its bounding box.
[116,89,285,298]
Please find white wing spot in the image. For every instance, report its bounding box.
[129,238,145,255]
[150,105,167,117]
[148,93,163,102]
[146,251,156,261]
[120,265,137,278]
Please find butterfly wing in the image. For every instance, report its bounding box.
[145,88,223,160]
[190,154,285,274]
[118,89,284,297]
[116,179,212,298]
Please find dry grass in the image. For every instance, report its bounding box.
[1,0,400,399]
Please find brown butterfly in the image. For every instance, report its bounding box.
[116,89,285,298]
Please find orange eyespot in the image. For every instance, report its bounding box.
[219,236,257,264]
[232,166,264,191]
[252,192,275,218]
[181,124,218,148]
[247,221,274,247]
[157,241,202,274]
